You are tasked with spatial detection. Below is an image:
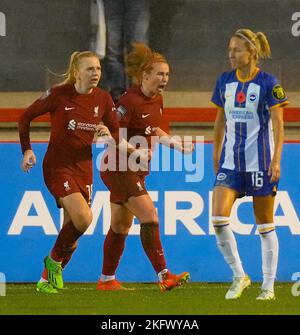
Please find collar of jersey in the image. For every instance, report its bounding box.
[236,67,260,83]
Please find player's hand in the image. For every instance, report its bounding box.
[181,142,195,154]
[268,159,280,182]
[95,122,111,138]
[129,148,152,171]
[21,149,36,173]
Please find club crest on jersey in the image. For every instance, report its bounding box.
[248,93,257,103]
[117,105,127,118]
[64,181,71,191]
[272,84,286,100]
[94,106,99,117]
[217,172,227,181]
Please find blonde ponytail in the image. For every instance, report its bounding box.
[256,32,271,59]
[234,29,271,61]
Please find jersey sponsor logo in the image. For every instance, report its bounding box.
[65,106,75,111]
[67,119,76,131]
[248,93,257,102]
[145,126,152,135]
[94,106,99,117]
[63,181,71,191]
[229,109,254,120]
[272,84,286,100]
[217,172,227,181]
[142,114,150,118]
[117,105,127,118]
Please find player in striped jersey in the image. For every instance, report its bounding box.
[211,29,288,300]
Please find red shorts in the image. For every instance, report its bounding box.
[101,170,148,204]
[43,170,93,207]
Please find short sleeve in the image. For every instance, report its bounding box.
[266,75,288,108]
[116,93,134,127]
[211,75,224,108]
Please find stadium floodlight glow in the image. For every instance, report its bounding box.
[0,272,6,296]
[0,12,6,37]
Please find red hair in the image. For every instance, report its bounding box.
[126,43,168,84]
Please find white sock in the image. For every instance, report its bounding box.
[38,277,48,283]
[100,274,115,282]
[213,217,245,278]
[258,224,278,292]
[158,269,168,282]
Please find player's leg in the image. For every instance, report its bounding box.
[253,195,277,300]
[124,194,189,291]
[45,193,92,290]
[212,183,250,299]
[97,203,134,291]
[37,209,76,292]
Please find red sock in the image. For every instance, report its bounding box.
[41,268,48,280]
[102,227,127,276]
[61,241,78,269]
[50,221,82,263]
[140,222,167,274]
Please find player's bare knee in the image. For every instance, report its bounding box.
[76,209,93,228]
[111,220,132,234]
[142,208,158,224]
[255,214,273,225]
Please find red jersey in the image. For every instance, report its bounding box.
[103,85,163,175]
[19,84,119,177]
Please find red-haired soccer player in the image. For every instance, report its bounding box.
[97,43,194,291]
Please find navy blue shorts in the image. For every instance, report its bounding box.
[214,168,278,197]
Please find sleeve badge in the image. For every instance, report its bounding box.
[272,85,286,100]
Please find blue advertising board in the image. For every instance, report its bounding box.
[0,142,299,283]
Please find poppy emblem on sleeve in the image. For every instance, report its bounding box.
[236,91,246,103]
[272,85,286,100]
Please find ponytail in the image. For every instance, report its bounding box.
[126,43,168,84]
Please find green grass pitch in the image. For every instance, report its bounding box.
[1,282,299,315]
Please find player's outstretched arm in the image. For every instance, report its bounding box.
[156,127,194,154]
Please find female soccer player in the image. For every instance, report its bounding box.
[211,29,288,300]
[19,51,120,293]
[97,43,194,291]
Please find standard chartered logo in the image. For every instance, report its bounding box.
[67,119,76,131]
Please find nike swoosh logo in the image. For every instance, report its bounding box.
[142,114,150,118]
[65,107,75,111]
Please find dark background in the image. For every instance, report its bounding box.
[0,0,299,91]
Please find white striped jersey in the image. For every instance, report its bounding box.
[211,69,288,172]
